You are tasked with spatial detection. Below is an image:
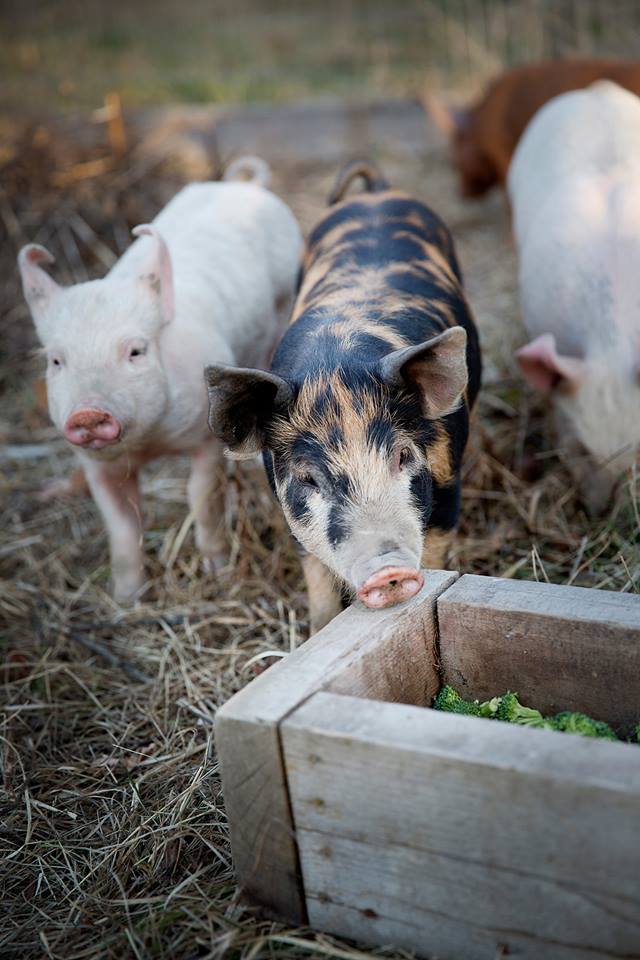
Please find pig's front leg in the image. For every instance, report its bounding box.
[422,481,458,570]
[421,527,454,570]
[83,460,145,602]
[188,441,226,574]
[301,553,343,634]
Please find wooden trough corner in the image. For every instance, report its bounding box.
[216,571,640,959]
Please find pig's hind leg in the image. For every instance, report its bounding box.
[188,442,227,574]
[83,461,145,603]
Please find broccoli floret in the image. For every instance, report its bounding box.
[478,695,502,718]
[552,712,618,741]
[494,691,552,728]
[433,685,481,716]
[495,690,545,727]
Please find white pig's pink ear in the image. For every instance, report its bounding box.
[380,326,468,419]
[132,225,174,325]
[516,334,586,394]
[18,244,60,326]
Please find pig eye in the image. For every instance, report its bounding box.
[298,472,319,489]
[127,342,148,361]
[398,446,413,470]
[50,354,63,369]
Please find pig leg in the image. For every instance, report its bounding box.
[302,553,343,634]
[188,442,227,573]
[421,527,454,570]
[83,461,145,602]
[422,481,459,569]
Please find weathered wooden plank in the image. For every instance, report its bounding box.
[282,692,640,960]
[437,575,640,730]
[215,570,457,921]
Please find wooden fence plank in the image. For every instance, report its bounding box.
[216,570,457,921]
[437,575,640,730]
[282,691,640,959]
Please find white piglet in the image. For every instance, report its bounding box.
[508,81,640,514]
[19,158,303,600]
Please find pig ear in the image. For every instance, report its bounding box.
[379,326,468,419]
[132,224,174,325]
[516,334,587,394]
[423,93,469,137]
[18,244,60,328]
[204,364,293,459]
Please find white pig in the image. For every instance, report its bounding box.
[18,158,303,600]
[508,81,640,514]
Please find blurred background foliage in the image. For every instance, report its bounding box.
[3,0,640,114]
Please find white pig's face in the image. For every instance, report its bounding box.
[555,355,640,514]
[19,228,174,459]
[517,333,640,514]
[42,281,170,457]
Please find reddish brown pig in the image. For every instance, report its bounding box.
[427,58,640,197]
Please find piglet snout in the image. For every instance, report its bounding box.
[64,408,121,449]
[357,566,424,610]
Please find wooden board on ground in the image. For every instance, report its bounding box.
[217,569,640,956]
[214,569,456,922]
[282,692,640,960]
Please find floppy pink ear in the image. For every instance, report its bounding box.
[516,334,586,394]
[18,244,61,327]
[132,224,174,325]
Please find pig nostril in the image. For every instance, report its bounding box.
[389,579,398,586]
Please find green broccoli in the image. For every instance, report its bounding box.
[433,685,481,716]
[432,685,627,743]
[552,711,617,741]
[494,691,553,729]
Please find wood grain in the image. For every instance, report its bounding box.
[282,691,640,960]
[437,574,640,730]
[215,569,457,921]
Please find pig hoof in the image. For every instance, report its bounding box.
[113,577,145,605]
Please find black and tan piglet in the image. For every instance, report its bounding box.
[206,161,481,632]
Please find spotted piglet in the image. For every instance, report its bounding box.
[206,161,481,632]
[18,158,303,601]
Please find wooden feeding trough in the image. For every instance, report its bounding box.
[216,571,640,959]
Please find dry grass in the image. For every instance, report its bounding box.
[1,108,639,960]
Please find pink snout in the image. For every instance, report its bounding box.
[64,408,121,450]
[357,566,424,610]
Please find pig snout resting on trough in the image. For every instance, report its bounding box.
[18,159,303,601]
[508,81,640,515]
[426,58,640,198]
[206,160,481,633]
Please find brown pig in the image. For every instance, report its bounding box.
[427,58,640,197]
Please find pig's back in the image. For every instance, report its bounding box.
[508,82,640,352]
[112,181,302,363]
[509,82,640,245]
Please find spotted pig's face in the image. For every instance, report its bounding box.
[270,372,435,601]
[205,326,468,608]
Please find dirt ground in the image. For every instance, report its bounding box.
[1,100,639,959]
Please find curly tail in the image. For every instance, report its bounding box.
[223,155,271,187]
[327,159,389,205]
